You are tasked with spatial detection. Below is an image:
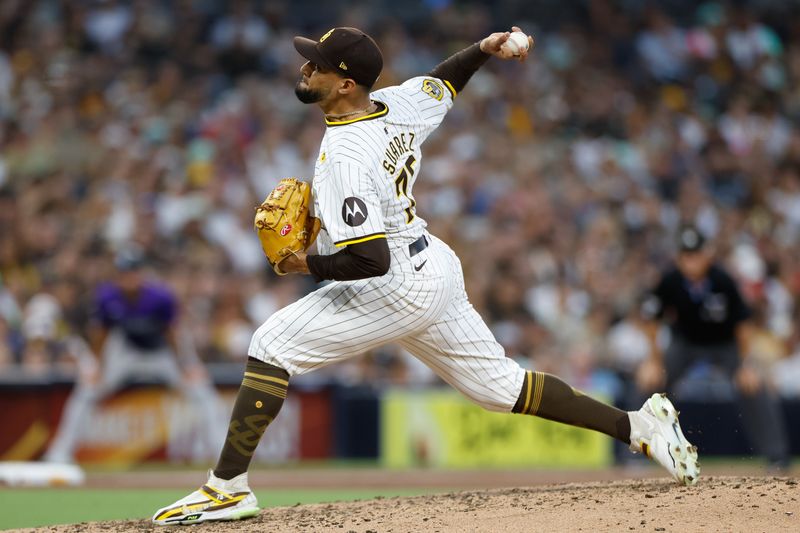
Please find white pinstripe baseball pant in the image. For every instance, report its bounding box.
[248,235,525,412]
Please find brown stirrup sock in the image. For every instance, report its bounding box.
[213,357,290,480]
[512,370,631,444]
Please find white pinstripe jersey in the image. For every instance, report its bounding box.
[312,76,456,256]
[251,79,526,411]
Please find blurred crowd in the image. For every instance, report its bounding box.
[1,0,799,399]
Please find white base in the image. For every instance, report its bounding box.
[0,461,86,486]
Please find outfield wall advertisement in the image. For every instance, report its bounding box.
[4,383,798,465]
[381,389,612,468]
[72,389,301,464]
[0,385,331,465]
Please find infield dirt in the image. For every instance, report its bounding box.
[11,476,798,532]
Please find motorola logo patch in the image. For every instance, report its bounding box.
[342,197,368,227]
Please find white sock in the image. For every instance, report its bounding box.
[208,470,249,491]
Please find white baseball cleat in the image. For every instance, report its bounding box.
[152,471,260,525]
[629,393,700,486]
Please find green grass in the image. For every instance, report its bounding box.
[0,488,430,530]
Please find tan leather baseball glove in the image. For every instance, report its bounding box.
[254,178,321,275]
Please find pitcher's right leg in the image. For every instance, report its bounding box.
[401,290,698,485]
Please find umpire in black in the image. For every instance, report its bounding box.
[637,226,789,468]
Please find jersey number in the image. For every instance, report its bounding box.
[394,155,417,223]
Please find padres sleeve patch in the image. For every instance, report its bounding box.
[421,79,444,101]
[342,197,368,226]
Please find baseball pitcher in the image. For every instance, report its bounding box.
[154,26,699,525]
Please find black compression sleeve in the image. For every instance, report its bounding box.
[427,42,491,94]
[306,238,391,282]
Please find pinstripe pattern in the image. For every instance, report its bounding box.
[248,77,525,412]
[312,76,454,257]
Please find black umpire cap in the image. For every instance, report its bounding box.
[294,27,383,88]
[678,225,706,253]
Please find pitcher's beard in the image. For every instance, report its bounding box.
[295,81,325,104]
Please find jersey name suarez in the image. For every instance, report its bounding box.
[311,76,456,256]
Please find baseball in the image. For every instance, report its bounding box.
[503,31,530,56]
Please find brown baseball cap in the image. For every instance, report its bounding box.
[294,27,383,88]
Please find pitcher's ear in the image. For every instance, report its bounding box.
[338,78,357,94]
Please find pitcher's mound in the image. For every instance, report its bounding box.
[22,476,799,532]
